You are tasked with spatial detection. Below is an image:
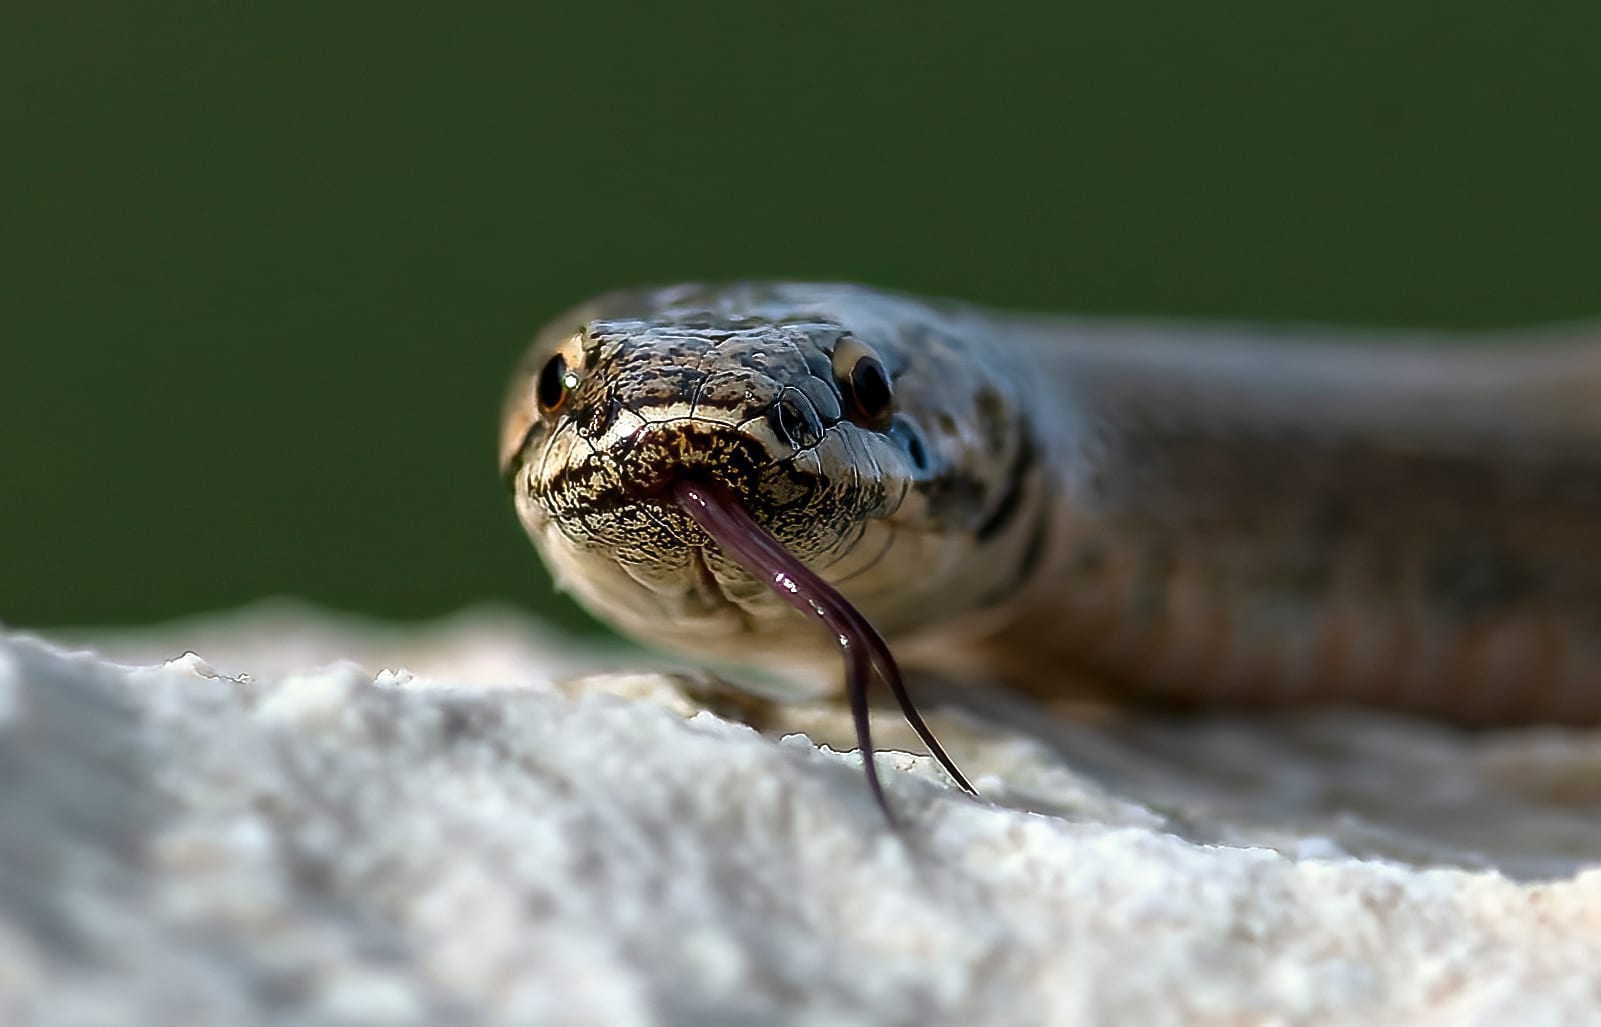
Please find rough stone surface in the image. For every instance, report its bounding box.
[5,604,1601,1026]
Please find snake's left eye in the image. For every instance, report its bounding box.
[833,338,894,428]
[537,353,578,415]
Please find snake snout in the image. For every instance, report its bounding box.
[589,362,825,503]
[611,417,775,507]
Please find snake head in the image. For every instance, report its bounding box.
[502,282,1047,688]
[499,285,943,669]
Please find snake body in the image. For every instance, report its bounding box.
[501,282,1601,737]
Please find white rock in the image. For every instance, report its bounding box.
[3,611,1601,1025]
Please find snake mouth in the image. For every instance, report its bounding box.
[539,416,831,550]
[670,476,977,821]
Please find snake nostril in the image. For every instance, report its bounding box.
[891,418,932,472]
[770,393,825,451]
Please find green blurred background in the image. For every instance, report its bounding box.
[4,2,1597,631]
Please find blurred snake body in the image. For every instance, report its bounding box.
[501,283,1601,807]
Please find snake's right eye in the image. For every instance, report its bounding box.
[832,336,895,430]
[537,353,577,415]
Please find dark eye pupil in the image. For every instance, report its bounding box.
[849,357,892,419]
[537,354,568,412]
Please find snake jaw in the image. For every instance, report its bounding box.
[516,375,918,650]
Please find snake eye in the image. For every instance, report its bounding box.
[536,353,577,415]
[833,338,894,428]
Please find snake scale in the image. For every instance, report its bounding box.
[500,282,1601,813]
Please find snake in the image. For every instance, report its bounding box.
[499,281,1601,817]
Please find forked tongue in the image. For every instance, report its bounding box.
[672,478,978,822]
